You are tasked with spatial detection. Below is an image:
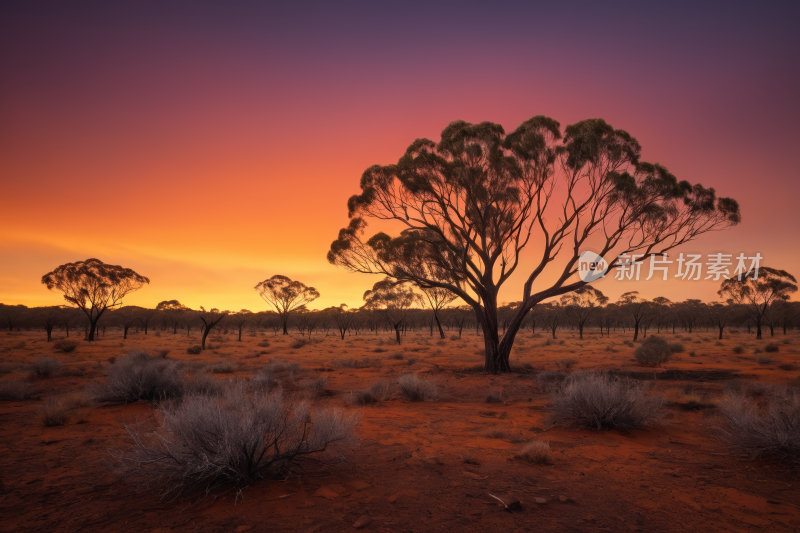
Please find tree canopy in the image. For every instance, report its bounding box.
[329,116,740,371]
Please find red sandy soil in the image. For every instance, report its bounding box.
[1,328,799,532]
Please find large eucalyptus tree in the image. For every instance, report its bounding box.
[329,117,740,372]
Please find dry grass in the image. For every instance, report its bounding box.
[53,339,79,353]
[0,380,29,400]
[31,356,62,378]
[718,385,800,464]
[514,439,551,464]
[38,396,69,426]
[353,380,394,405]
[397,373,439,402]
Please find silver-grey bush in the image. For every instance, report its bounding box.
[549,371,662,430]
[115,383,359,497]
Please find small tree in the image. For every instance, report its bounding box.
[254,275,320,335]
[617,291,654,341]
[41,258,149,341]
[229,310,252,341]
[326,304,356,340]
[718,267,797,339]
[560,286,608,339]
[419,287,457,339]
[197,307,228,350]
[362,278,418,344]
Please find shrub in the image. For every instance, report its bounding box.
[398,374,439,402]
[733,345,745,354]
[718,386,800,464]
[90,350,185,403]
[633,336,671,366]
[0,380,29,400]
[187,345,202,355]
[38,397,69,426]
[765,343,779,353]
[156,349,171,359]
[689,350,696,357]
[263,359,300,376]
[53,339,79,353]
[542,339,552,347]
[535,371,567,391]
[757,356,773,365]
[668,342,685,353]
[354,380,394,405]
[514,440,551,464]
[62,390,92,410]
[31,357,62,378]
[622,340,634,347]
[782,338,790,345]
[555,357,577,370]
[485,393,503,404]
[113,384,359,497]
[373,347,388,353]
[290,339,307,349]
[302,376,328,398]
[332,358,375,369]
[387,352,404,360]
[207,361,236,374]
[778,363,797,371]
[604,345,617,352]
[0,363,15,374]
[184,373,226,397]
[257,340,270,348]
[548,371,662,431]
[715,340,724,346]
[406,357,417,366]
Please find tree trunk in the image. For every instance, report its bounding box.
[123,325,129,339]
[282,316,289,335]
[633,320,640,341]
[435,314,445,339]
[202,327,211,349]
[87,321,97,341]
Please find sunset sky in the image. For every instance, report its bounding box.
[2,1,799,312]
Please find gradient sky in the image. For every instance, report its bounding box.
[2,1,799,312]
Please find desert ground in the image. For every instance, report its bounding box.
[1,327,799,532]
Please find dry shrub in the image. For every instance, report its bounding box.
[207,361,236,374]
[778,363,797,371]
[765,343,780,353]
[263,359,300,376]
[0,363,16,374]
[156,349,171,359]
[397,373,439,402]
[89,350,185,403]
[668,342,685,353]
[718,385,800,464]
[354,380,394,405]
[733,345,745,354]
[185,373,225,397]
[62,390,92,410]
[257,340,271,348]
[31,356,62,378]
[113,384,359,498]
[53,339,79,353]
[290,338,308,349]
[387,352,404,360]
[556,357,577,370]
[11,341,26,350]
[514,439,551,464]
[38,396,69,426]
[633,336,671,366]
[535,371,566,391]
[757,356,773,365]
[548,371,662,431]
[332,357,376,369]
[302,376,328,398]
[187,345,202,355]
[0,380,29,400]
